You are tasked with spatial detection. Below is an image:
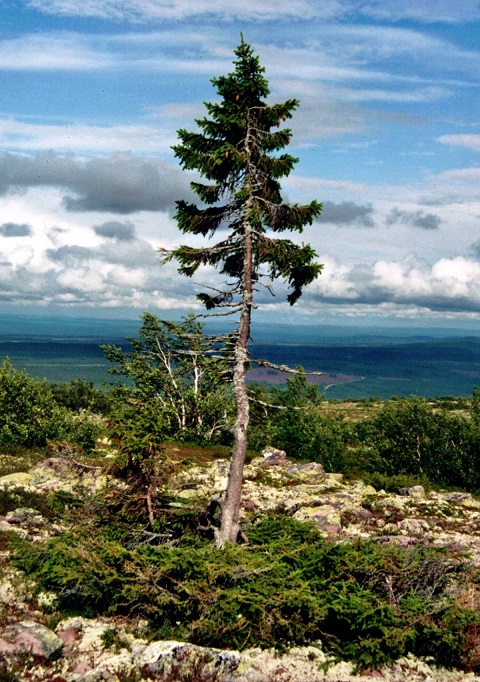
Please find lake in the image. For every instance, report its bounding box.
[1,313,479,399]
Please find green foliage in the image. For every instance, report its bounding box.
[355,396,480,491]
[363,472,431,494]
[0,486,82,520]
[0,447,44,477]
[50,378,112,414]
[248,383,480,492]
[0,660,20,682]
[60,410,103,452]
[102,313,232,444]
[0,358,102,452]
[472,386,480,427]
[169,39,322,306]
[168,38,323,544]
[247,370,353,467]
[14,514,479,671]
[0,358,66,447]
[100,627,131,652]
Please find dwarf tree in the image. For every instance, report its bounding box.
[164,37,323,545]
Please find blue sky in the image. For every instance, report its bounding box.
[1,0,480,328]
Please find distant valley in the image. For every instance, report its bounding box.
[0,314,479,399]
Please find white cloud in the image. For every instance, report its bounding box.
[25,0,480,24]
[26,0,345,21]
[0,120,175,155]
[0,33,114,70]
[360,0,480,24]
[437,135,480,152]
[371,256,480,308]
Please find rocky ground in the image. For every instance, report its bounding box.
[2,448,480,681]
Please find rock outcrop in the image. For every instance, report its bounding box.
[2,450,480,680]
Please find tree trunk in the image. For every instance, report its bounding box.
[216,215,253,547]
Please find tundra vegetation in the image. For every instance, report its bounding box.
[1,338,480,674]
[2,40,480,678]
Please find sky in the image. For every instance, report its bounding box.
[1,0,480,329]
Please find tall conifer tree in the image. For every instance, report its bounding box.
[165,37,323,545]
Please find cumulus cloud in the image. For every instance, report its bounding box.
[24,220,197,310]
[47,230,160,269]
[317,201,374,227]
[386,208,441,230]
[0,152,191,214]
[0,222,32,237]
[47,245,95,264]
[303,254,480,313]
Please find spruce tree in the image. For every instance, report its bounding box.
[165,37,323,545]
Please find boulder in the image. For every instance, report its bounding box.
[6,507,46,527]
[294,504,342,534]
[261,446,288,466]
[400,486,425,500]
[135,640,241,679]
[2,621,63,659]
[397,518,431,536]
[0,471,33,487]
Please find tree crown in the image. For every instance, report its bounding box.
[166,37,322,309]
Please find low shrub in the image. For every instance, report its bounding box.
[0,359,102,452]
[13,515,479,671]
[50,379,113,414]
[362,472,432,494]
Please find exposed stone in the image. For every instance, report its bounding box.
[445,492,480,509]
[295,504,342,532]
[341,506,374,524]
[2,621,63,659]
[72,661,94,674]
[136,640,241,679]
[374,495,407,512]
[287,462,325,481]
[0,472,33,487]
[0,636,17,657]
[261,446,288,466]
[56,616,111,653]
[6,507,46,527]
[5,454,480,680]
[0,520,29,538]
[397,518,430,536]
[28,457,108,494]
[400,485,425,499]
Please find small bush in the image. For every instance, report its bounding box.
[50,379,112,414]
[363,472,431,494]
[13,515,479,671]
[0,359,102,452]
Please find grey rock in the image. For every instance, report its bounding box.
[0,471,33,487]
[3,621,63,659]
[400,486,425,499]
[136,640,241,679]
[6,507,46,527]
[261,446,287,465]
